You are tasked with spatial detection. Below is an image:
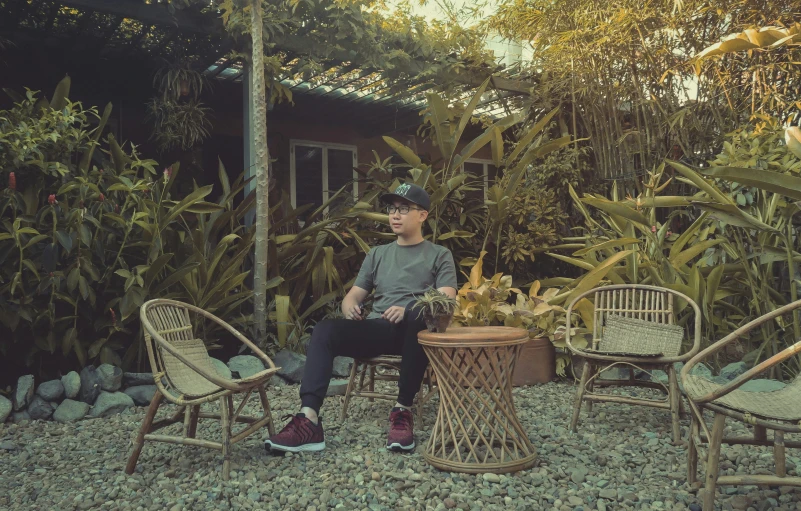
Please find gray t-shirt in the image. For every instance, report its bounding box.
[353,240,458,319]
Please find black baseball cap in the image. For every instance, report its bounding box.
[380,182,431,211]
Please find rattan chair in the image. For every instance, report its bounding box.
[566,284,701,444]
[340,355,436,424]
[125,299,280,480]
[682,300,801,511]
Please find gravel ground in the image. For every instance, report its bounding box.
[1,381,800,511]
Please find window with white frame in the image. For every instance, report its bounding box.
[290,141,358,219]
[462,159,500,201]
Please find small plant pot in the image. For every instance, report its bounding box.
[423,311,451,333]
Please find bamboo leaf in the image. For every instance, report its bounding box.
[507,106,560,163]
[453,77,491,149]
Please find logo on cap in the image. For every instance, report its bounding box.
[395,183,411,196]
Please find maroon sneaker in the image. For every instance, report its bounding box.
[264,414,325,453]
[387,407,415,452]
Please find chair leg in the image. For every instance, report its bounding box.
[126,390,164,475]
[257,384,275,436]
[368,366,376,403]
[341,360,360,421]
[688,415,699,485]
[775,430,786,477]
[668,365,682,444]
[220,395,232,481]
[585,363,596,415]
[571,361,592,433]
[185,405,200,439]
[703,413,726,511]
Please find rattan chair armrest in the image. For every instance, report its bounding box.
[147,329,242,392]
[681,298,801,403]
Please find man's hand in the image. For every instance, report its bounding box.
[381,305,406,324]
[343,302,363,321]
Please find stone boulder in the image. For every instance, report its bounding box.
[720,361,748,381]
[53,399,90,423]
[79,366,102,404]
[0,395,11,423]
[273,350,306,383]
[326,379,350,397]
[227,355,265,379]
[13,374,35,411]
[332,357,354,378]
[123,372,154,387]
[211,358,232,380]
[61,371,81,399]
[269,375,287,387]
[12,410,30,423]
[27,396,56,420]
[36,379,65,401]
[90,391,135,417]
[600,367,630,380]
[97,363,123,392]
[124,385,157,406]
[740,379,786,392]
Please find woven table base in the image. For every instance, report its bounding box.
[421,333,536,474]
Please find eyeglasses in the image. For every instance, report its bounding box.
[386,204,422,215]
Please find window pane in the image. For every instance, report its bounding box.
[463,162,486,202]
[294,145,323,218]
[488,164,500,187]
[327,148,355,212]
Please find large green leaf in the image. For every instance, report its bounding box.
[566,250,635,304]
[572,238,640,256]
[453,76,491,150]
[160,185,213,228]
[581,198,650,226]
[507,106,560,163]
[703,166,801,201]
[382,136,422,168]
[667,160,732,205]
[670,239,725,268]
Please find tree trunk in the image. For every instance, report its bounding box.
[251,0,270,340]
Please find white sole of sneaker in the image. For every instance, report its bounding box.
[387,441,415,452]
[264,440,326,453]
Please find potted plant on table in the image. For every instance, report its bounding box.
[413,288,458,333]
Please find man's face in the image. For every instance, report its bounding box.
[388,199,428,236]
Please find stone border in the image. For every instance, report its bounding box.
[1,351,354,424]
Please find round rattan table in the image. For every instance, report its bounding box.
[418,326,537,474]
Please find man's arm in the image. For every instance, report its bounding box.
[437,286,457,299]
[342,286,370,320]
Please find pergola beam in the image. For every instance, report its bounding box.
[59,0,534,95]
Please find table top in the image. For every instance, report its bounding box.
[418,326,529,347]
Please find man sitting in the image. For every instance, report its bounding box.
[264,183,457,453]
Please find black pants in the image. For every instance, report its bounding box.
[299,306,429,414]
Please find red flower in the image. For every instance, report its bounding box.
[667,231,673,237]
[651,225,657,233]
[99,168,104,174]
[8,172,16,191]
[109,308,117,327]
[164,167,172,179]
[48,194,57,205]
[99,193,105,202]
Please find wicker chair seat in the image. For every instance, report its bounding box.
[684,374,801,422]
[161,338,224,397]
